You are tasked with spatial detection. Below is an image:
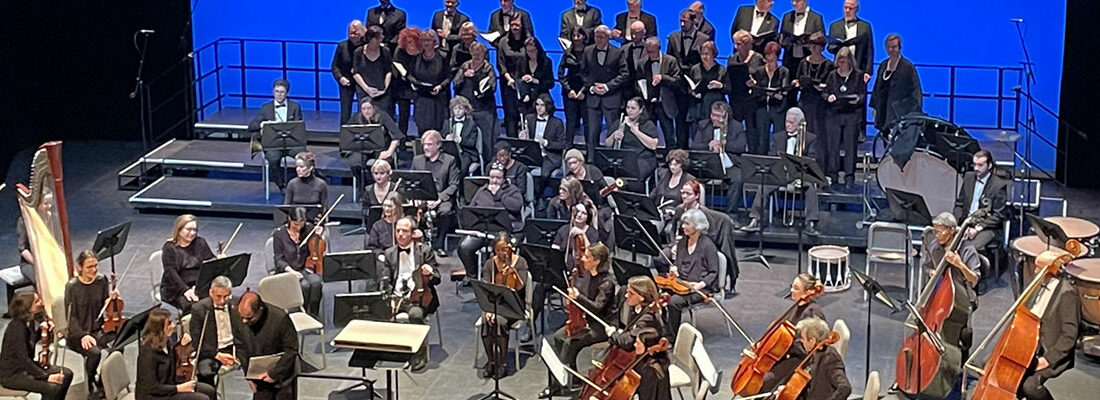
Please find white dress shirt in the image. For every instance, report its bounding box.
[751,8,766,35]
[214,305,234,350]
[968,173,989,215]
[274,101,288,122]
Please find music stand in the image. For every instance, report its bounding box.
[613,215,661,262]
[92,221,132,275]
[260,120,307,187]
[108,303,160,352]
[464,177,489,204]
[470,280,525,400]
[609,191,661,222]
[323,250,378,292]
[497,137,544,170]
[273,204,323,227]
[333,292,393,327]
[459,207,513,235]
[685,151,729,181]
[390,170,439,202]
[739,155,788,269]
[519,243,567,331]
[781,153,829,271]
[932,132,980,194]
[196,254,250,298]
[578,180,605,205]
[850,269,900,387]
[884,188,934,227]
[1025,213,1070,251]
[593,148,640,180]
[523,219,567,246]
[340,124,389,200]
[611,257,653,286]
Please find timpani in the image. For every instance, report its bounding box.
[1045,217,1100,240]
[1010,235,1072,285]
[1065,258,1100,327]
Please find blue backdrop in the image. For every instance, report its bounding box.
[192,0,1065,168]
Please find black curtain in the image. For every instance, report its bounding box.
[1059,0,1100,188]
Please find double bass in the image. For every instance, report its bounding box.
[730,284,824,396]
[564,234,590,337]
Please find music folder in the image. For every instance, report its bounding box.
[331,320,430,354]
[245,352,284,380]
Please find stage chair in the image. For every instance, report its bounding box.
[691,333,721,400]
[148,250,163,304]
[862,371,881,400]
[0,383,29,399]
[832,319,851,358]
[264,236,275,274]
[258,272,326,369]
[101,351,134,400]
[669,323,702,399]
[472,271,537,369]
[865,222,915,301]
[687,252,734,337]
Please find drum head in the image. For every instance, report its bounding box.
[1011,235,1071,258]
[877,152,960,217]
[1066,259,1100,284]
[809,245,850,260]
[1045,217,1100,239]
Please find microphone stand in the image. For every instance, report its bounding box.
[130,30,154,185]
[1013,18,1038,238]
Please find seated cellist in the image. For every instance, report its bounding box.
[1018,261,1080,400]
[771,317,851,400]
[604,276,672,400]
[781,273,826,324]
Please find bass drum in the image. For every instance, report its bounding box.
[877,151,960,218]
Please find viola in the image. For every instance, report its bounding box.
[173,326,196,382]
[305,234,326,275]
[409,265,435,308]
[731,286,824,396]
[774,331,840,400]
[37,322,52,369]
[102,282,125,333]
[579,337,671,400]
[493,254,523,291]
[564,234,589,337]
[654,275,695,296]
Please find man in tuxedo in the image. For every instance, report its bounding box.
[619,21,648,101]
[582,25,630,159]
[952,149,1008,286]
[1017,261,1080,400]
[667,9,710,149]
[742,107,821,235]
[827,0,873,82]
[488,0,534,40]
[688,1,716,39]
[365,0,406,51]
[519,93,570,178]
[413,131,462,256]
[378,217,441,372]
[731,0,779,53]
[612,0,657,41]
[331,20,366,124]
[690,102,747,215]
[780,0,825,71]
[248,79,304,190]
[190,276,250,387]
[559,0,603,47]
[636,37,680,149]
[432,0,471,51]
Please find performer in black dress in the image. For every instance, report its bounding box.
[661,208,719,341]
[344,98,402,191]
[689,41,727,126]
[352,25,394,117]
[496,18,530,138]
[332,20,366,123]
[558,27,589,142]
[65,250,119,397]
[392,27,422,134]
[284,152,329,207]
[748,41,789,155]
[478,233,530,379]
[794,32,833,166]
[726,30,765,129]
[870,34,922,132]
[604,96,659,178]
[410,31,451,135]
[160,214,215,314]
[823,46,867,187]
[450,40,498,168]
[782,273,827,323]
[135,308,216,400]
[366,192,405,250]
[651,149,696,213]
[362,159,395,211]
[515,37,555,115]
[272,207,325,317]
[0,292,74,400]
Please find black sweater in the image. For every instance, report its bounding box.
[65,275,110,340]
[242,304,299,385]
[160,237,215,302]
[0,320,48,380]
[284,174,328,206]
[136,342,181,398]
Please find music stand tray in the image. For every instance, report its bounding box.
[391,170,440,201]
[594,148,640,180]
[780,153,828,187]
[609,191,661,221]
[884,188,934,227]
[612,215,661,257]
[92,221,131,261]
[611,257,653,286]
[497,137,544,169]
[323,250,378,284]
[523,219,568,246]
[108,303,160,352]
[458,206,512,234]
[685,151,730,181]
[260,121,307,152]
[1025,213,1070,250]
[339,124,389,154]
[740,155,788,187]
[519,243,567,288]
[333,292,393,327]
[463,177,489,204]
[196,253,250,298]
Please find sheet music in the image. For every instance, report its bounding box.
[392,62,408,77]
[636,79,649,100]
[684,76,699,91]
[720,152,734,169]
[245,353,284,380]
[540,338,568,385]
[479,31,502,43]
[558,37,572,52]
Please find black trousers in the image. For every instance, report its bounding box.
[674,92,695,150]
[666,293,706,340]
[752,105,785,155]
[67,331,117,392]
[480,317,514,374]
[430,203,455,251]
[197,345,236,387]
[648,102,677,149]
[749,183,820,222]
[395,97,413,135]
[563,97,586,146]
[472,110,498,167]
[585,101,618,159]
[724,165,745,213]
[148,382,216,400]
[299,270,324,317]
[459,237,486,278]
[0,366,73,400]
[338,84,357,124]
[1018,359,1059,400]
[167,293,195,315]
[801,97,829,173]
[826,111,862,181]
[635,360,673,400]
[252,379,296,400]
[501,84,520,138]
[263,146,307,188]
[548,325,607,389]
[413,93,447,135]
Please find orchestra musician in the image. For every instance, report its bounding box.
[870,34,922,132]
[921,212,981,359]
[378,216,441,372]
[247,79,304,190]
[497,18,531,138]
[161,214,216,315]
[1016,259,1081,400]
[344,98,402,192]
[366,192,406,250]
[748,41,789,155]
[650,149,696,213]
[605,276,672,400]
[479,233,530,379]
[766,317,852,400]
[823,46,867,188]
[604,96,659,178]
[135,308,216,400]
[538,242,618,399]
[458,163,525,283]
[689,101,747,215]
[331,20,366,123]
[352,26,394,117]
[741,107,821,235]
[284,152,329,207]
[826,0,874,82]
[364,0,406,52]
[238,291,299,400]
[662,209,720,341]
[635,37,680,149]
[441,96,483,176]
[779,0,824,76]
[488,0,534,40]
[271,207,326,317]
[563,148,607,188]
[412,130,461,256]
[581,25,629,158]
[64,250,120,397]
[493,141,530,200]
[392,27,422,134]
[535,202,602,326]
[544,175,597,222]
[451,39,498,168]
[688,2,716,39]
[431,0,470,52]
[726,30,765,128]
[409,30,451,134]
[0,292,74,400]
[559,0,602,46]
[794,33,833,169]
[518,94,570,178]
[952,149,1008,289]
[558,27,589,143]
[362,159,395,212]
[730,0,779,53]
[782,273,826,323]
[612,0,658,41]
[688,41,726,129]
[189,276,249,387]
[662,179,706,244]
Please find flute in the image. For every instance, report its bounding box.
[613,113,625,149]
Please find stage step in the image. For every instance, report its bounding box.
[128,176,363,221]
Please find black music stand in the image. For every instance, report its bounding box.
[323,250,378,292]
[609,191,661,221]
[613,215,661,262]
[611,257,653,286]
[497,137,544,170]
[260,120,307,187]
[685,151,729,181]
[594,148,640,180]
[196,254,250,298]
[470,280,525,400]
[1025,213,1069,251]
[780,153,829,271]
[578,180,605,205]
[739,155,787,269]
[108,303,160,352]
[850,269,900,388]
[884,188,934,227]
[518,243,567,331]
[340,124,389,204]
[92,221,132,275]
[932,132,980,195]
[459,207,512,235]
[273,204,323,227]
[464,177,490,204]
[391,170,440,202]
[333,292,393,327]
[523,219,567,246]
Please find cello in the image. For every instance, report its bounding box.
[563,233,590,337]
[569,294,669,400]
[730,284,824,396]
[965,249,1076,399]
[774,331,840,400]
[894,206,990,398]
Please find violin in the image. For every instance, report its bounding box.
[102,253,138,334]
[299,194,345,275]
[579,336,671,400]
[653,275,695,296]
[493,253,523,291]
[564,234,589,337]
[175,311,208,383]
[37,322,52,369]
[774,331,840,400]
[408,264,435,308]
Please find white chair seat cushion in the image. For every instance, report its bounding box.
[668,364,691,387]
[289,312,323,331]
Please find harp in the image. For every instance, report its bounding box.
[15,141,74,320]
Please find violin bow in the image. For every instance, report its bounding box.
[97,252,139,320]
[219,223,244,256]
[299,194,346,249]
[551,286,613,331]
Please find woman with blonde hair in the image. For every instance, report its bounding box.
[160,214,214,314]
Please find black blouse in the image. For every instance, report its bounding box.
[690,62,728,119]
[823,68,867,114]
[392,49,419,100]
[272,224,311,272]
[795,58,834,104]
[285,174,328,206]
[452,60,498,112]
[558,47,586,95]
[353,48,393,90]
[751,65,790,107]
[160,237,215,301]
[135,342,181,397]
[365,219,396,250]
[410,51,452,95]
[650,169,696,209]
[65,275,110,340]
[675,234,720,293]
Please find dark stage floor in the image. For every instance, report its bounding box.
[2,140,1098,399]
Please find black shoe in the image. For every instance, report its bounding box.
[434,249,447,258]
[538,387,561,399]
[804,222,820,236]
[480,363,495,379]
[411,361,427,372]
[740,218,761,232]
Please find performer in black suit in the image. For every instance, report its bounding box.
[619,21,648,101]
[514,37,555,116]
[726,30,765,130]
[135,308,215,400]
[378,217,441,372]
[365,0,406,51]
[952,149,1009,275]
[667,10,710,148]
[559,0,602,46]
[765,317,851,400]
[690,102,747,214]
[519,94,570,178]
[451,40,498,166]
[612,0,657,41]
[582,25,630,158]
[332,20,366,123]
[409,31,452,134]
[248,79,305,189]
[190,276,250,387]
[238,291,299,400]
[688,1,716,39]
[730,0,779,53]
[779,0,825,72]
[635,37,680,149]
[496,18,530,138]
[823,46,866,187]
[870,34,922,131]
[1017,262,1081,400]
[793,33,833,167]
[748,42,789,155]
[742,107,820,235]
[604,96,659,178]
[488,0,534,40]
[412,131,462,255]
[441,96,482,176]
[827,0,874,82]
[431,0,470,51]
[353,26,394,117]
[558,27,589,144]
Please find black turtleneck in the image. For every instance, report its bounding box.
[285,173,328,206]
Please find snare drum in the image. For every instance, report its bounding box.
[1010,235,1072,284]
[1065,258,1100,327]
[809,245,850,292]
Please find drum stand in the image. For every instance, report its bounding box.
[857,150,879,229]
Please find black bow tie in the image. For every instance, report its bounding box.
[398,247,411,254]
[598,49,607,54]
[846,20,858,26]
[756,11,766,17]
[275,103,287,108]
[796,12,806,17]
[537,117,548,122]
[454,118,465,123]
[213,306,225,311]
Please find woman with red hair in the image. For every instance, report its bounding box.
[392,27,423,134]
[748,41,789,154]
